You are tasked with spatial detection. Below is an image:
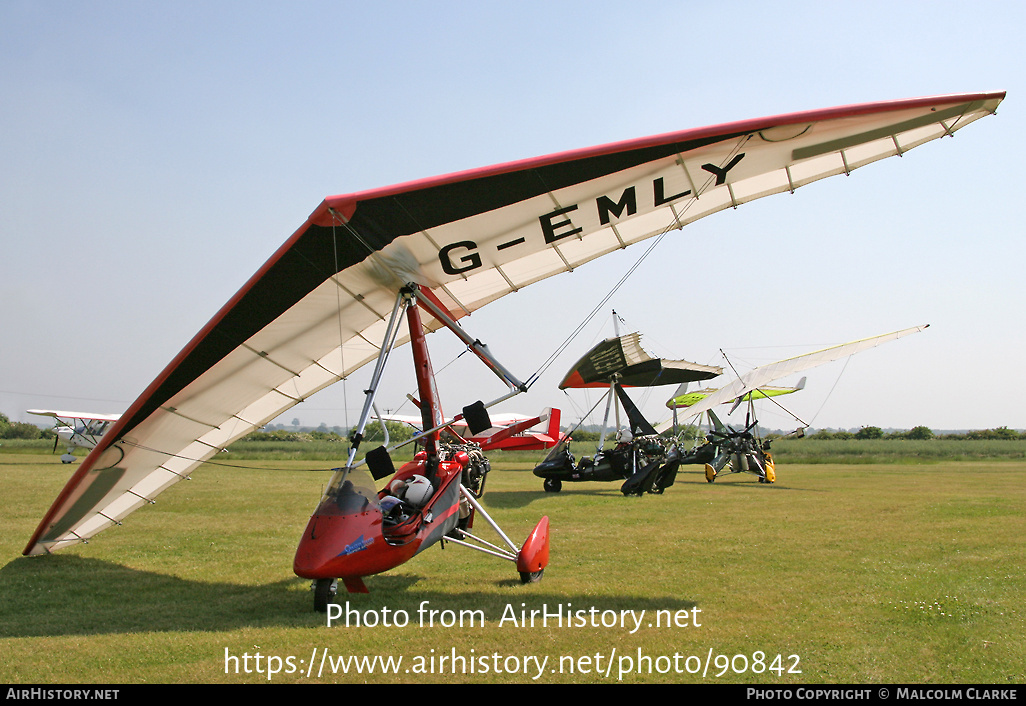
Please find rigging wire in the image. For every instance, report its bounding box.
[117,439,341,474]
[526,135,752,389]
[559,389,617,438]
[525,230,670,388]
[717,348,809,429]
[807,354,853,428]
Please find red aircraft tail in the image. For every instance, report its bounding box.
[545,408,561,443]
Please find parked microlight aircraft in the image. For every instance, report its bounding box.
[662,379,806,484]
[27,410,121,464]
[23,93,1000,607]
[532,329,722,495]
[664,325,931,483]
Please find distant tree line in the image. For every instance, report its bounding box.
[796,425,1026,441]
[240,419,418,445]
[241,423,1023,444]
[572,423,1025,443]
[4,412,1022,444]
[241,429,346,443]
[0,413,55,440]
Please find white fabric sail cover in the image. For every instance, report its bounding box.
[657,325,930,431]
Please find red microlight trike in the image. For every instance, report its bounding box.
[292,285,550,611]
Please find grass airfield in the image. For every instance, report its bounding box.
[1,445,1024,684]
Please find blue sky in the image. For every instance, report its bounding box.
[2,1,1023,433]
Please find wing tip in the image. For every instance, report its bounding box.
[22,541,49,557]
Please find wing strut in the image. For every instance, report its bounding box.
[345,284,537,473]
[340,288,412,483]
[414,287,527,392]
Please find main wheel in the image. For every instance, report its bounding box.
[314,578,337,613]
[543,478,562,493]
[519,569,544,584]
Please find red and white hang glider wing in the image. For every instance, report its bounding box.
[24,92,1003,556]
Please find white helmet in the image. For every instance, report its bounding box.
[616,427,633,443]
[403,475,434,507]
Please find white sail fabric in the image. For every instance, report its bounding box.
[25,92,1001,556]
[657,325,930,431]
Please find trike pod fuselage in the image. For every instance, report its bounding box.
[293,453,463,587]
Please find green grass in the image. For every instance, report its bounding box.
[11,436,1026,463]
[1,451,1023,684]
[770,438,1026,463]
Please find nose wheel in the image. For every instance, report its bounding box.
[313,578,337,612]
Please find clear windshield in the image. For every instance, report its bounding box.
[319,466,381,516]
[540,436,572,464]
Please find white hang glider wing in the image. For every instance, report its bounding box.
[25,92,1002,556]
[656,325,931,432]
[27,410,122,424]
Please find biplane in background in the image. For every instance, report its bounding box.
[27,409,122,464]
[377,407,562,452]
[532,329,722,495]
[663,325,930,484]
[22,93,998,608]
